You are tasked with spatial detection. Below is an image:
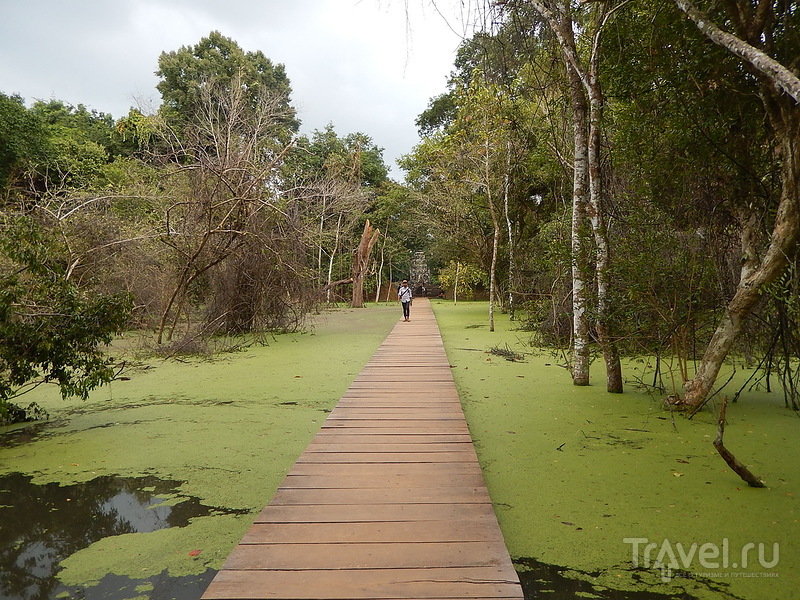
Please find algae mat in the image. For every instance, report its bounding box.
[431,300,798,600]
[0,304,399,598]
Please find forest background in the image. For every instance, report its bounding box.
[2,1,799,419]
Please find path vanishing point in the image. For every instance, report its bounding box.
[201,297,524,600]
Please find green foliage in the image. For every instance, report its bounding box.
[437,261,487,300]
[45,135,110,191]
[29,99,134,158]
[0,216,132,420]
[0,93,49,192]
[156,30,298,136]
[603,4,775,228]
[287,124,388,187]
[114,109,160,150]
[416,92,457,137]
[1,96,136,196]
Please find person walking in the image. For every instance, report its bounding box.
[398,279,412,321]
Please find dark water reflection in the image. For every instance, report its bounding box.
[514,557,732,600]
[0,473,236,600]
[55,570,217,600]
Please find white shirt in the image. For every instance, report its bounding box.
[398,285,412,302]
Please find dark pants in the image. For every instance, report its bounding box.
[402,301,411,319]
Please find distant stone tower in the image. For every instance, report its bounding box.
[408,251,432,296]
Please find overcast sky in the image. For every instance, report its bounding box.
[0,1,481,179]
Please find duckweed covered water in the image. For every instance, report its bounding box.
[431,300,797,600]
[2,301,796,600]
[0,304,400,599]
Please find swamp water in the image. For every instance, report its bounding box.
[0,473,241,600]
[432,300,798,600]
[0,472,697,600]
[1,304,796,599]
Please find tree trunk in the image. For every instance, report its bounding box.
[485,136,500,333]
[375,220,388,303]
[531,0,592,385]
[586,8,623,393]
[385,259,393,303]
[454,262,460,305]
[713,396,766,487]
[504,139,516,321]
[351,219,380,308]
[678,2,800,407]
[317,195,326,283]
[532,0,625,389]
[684,151,800,406]
[326,212,343,303]
[565,33,592,386]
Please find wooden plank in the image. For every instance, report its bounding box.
[322,419,470,430]
[280,472,487,489]
[254,502,498,524]
[325,413,467,421]
[285,461,483,475]
[200,298,523,600]
[239,520,506,544]
[222,541,511,570]
[268,486,491,505]
[304,436,472,444]
[302,443,473,453]
[202,567,522,600]
[318,426,470,435]
[295,452,477,463]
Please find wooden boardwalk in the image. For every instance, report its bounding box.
[202,298,524,600]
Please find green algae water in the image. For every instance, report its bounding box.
[431,300,798,600]
[0,304,399,600]
[2,300,797,600]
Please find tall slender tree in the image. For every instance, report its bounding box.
[525,0,624,391]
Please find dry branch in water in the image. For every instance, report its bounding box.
[713,396,766,488]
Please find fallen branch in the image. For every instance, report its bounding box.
[320,277,353,292]
[713,397,766,488]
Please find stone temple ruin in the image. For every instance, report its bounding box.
[407,251,441,297]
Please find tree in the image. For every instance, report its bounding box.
[351,220,380,308]
[0,216,131,422]
[0,93,49,194]
[437,260,488,301]
[156,31,299,136]
[283,125,390,301]
[668,1,800,408]
[519,0,624,391]
[150,68,299,342]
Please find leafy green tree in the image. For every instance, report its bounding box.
[156,31,299,136]
[0,216,132,422]
[30,99,135,158]
[0,93,49,194]
[287,124,388,187]
[282,124,391,300]
[602,1,800,407]
[667,0,800,408]
[437,260,487,302]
